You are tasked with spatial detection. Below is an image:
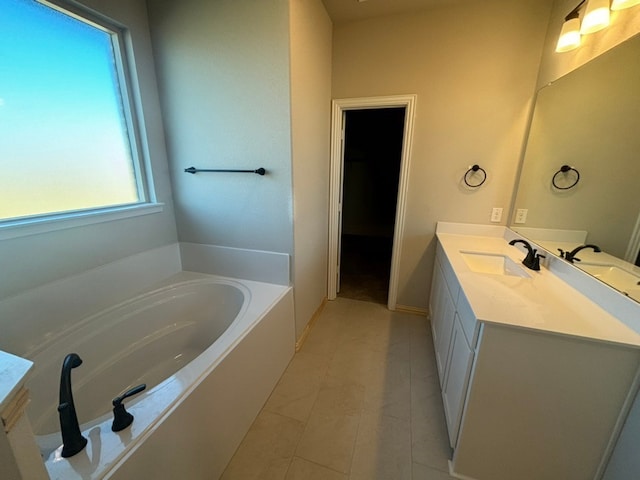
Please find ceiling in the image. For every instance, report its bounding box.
[321,0,469,24]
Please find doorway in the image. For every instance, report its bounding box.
[328,95,417,310]
[338,108,405,304]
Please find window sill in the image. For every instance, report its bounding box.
[0,203,165,241]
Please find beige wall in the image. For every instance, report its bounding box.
[537,0,640,88]
[1,0,178,299]
[290,0,332,338]
[147,0,294,256]
[332,0,553,309]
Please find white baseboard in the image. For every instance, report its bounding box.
[394,304,428,316]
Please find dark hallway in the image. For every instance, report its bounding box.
[338,107,405,305]
[339,233,393,304]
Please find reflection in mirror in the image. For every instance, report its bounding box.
[511,34,640,302]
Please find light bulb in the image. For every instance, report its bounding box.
[580,0,611,34]
[611,0,640,10]
[556,17,581,52]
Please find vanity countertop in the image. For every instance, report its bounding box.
[0,349,33,413]
[436,226,640,348]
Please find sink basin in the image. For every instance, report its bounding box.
[579,263,640,294]
[460,251,530,278]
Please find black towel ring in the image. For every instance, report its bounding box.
[464,164,487,188]
[552,165,580,190]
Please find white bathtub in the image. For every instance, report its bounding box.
[27,272,294,479]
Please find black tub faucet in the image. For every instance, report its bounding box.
[58,353,87,458]
[561,244,602,263]
[509,239,545,271]
[111,384,146,432]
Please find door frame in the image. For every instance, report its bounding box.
[328,94,417,310]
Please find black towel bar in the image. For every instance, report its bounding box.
[184,167,266,175]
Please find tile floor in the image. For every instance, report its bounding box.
[221,298,457,479]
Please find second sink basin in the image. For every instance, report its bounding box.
[460,251,531,278]
[579,263,640,292]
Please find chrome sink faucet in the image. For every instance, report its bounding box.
[509,239,545,271]
[58,353,87,457]
[559,244,602,263]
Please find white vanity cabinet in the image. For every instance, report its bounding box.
[452,323,640,480]
[429,228,640,480]
[429,245,478,448]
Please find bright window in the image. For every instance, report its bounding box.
[0,0,148,224]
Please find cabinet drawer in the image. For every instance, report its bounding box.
[456,291,478,347]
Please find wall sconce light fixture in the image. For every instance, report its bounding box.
[556,0,586,52]
[556,0,639,53]
[612,0,640,10]
[580,0,611,34]
[556,9,582,52]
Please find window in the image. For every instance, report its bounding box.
[0,0,154,229]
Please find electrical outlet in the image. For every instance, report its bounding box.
[515,208,528,224]
[491,207,503,223]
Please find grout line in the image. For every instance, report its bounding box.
[290,455,351,477]
[409,316,417,480]
[291,303,349,472]
[282,452,297,479]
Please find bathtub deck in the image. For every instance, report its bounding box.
[221,297,456,480]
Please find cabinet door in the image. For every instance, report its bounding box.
[442,314,474,448]
[430,261,456,385]
[603,388,640,479]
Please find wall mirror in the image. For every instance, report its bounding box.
[511,33,640,302]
